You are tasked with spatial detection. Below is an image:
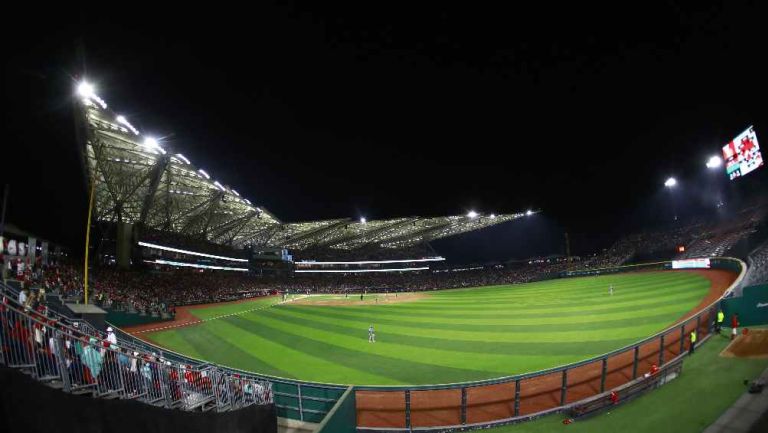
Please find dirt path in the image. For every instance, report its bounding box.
[721,329,768,359]
[356,269,738,428]
[291,292,428,306]
[121,295,279,335]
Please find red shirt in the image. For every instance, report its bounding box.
[731,316,739,328]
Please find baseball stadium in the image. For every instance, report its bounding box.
[3,6,768,433]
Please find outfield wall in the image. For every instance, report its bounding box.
[354,257,746,431]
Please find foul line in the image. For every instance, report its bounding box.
[132,295,308,334]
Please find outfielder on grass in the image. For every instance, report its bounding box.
[368,325,376,343]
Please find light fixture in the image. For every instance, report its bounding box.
[77,81,95,98]
[706,155,722,169]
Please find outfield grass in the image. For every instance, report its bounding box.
[146,272,711,385]
[485,334,768,433]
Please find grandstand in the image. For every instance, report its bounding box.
[78,86,526,270]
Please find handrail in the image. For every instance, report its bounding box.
[0,300,273,412]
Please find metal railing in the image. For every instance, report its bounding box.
[0,298,273,412]
[2,257,745,428]
[354,257,747,431]
[1,280,346,422]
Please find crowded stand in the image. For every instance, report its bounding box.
[745,239,768,286]
[0,278,274,413]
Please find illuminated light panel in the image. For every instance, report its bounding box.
[137,241,248,262]
[296,257,445,265]
[294,267,430,273]
[144,259,248,272]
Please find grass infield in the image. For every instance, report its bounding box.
[145,271,712,385]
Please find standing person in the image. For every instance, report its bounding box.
[689,329,697,354]
[106,327,117,345]
[716,309,725,334]
[609,285,614,296]
[368,325,375,343]
[731,313,740,340]
[18,288,28,306]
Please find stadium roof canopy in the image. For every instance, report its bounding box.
[77,83,527,251]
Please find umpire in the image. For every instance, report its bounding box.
[715,309,725,334]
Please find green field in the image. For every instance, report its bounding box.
[146,271,712,385]
[487,333,768,433]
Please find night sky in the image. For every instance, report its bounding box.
[3,3,767,261]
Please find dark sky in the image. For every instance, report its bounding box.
[3,3,767,260]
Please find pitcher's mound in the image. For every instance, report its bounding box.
[720,329,768,359]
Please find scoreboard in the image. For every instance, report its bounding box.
[723,126,763,180]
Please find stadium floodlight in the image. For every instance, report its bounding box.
[197,169,210,179]
[664,177,677,188]
[77,81,95,98]
[467,210,478,218]
[490,213,496,219]
[706,155,722,169]
[526,210,533,216]
[231,189,240,197]
[175,153,190,164]
[143,137,159,148]
[116,115,140,135]
[360,217,367,224]
[213,181,226,192]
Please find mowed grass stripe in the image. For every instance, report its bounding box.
[148,322,292,378]
[419,272,700,300]
[225,315,508,383]
[340,275,709,314]
[145,271,715,385]
[273,304,698,335]
[268,304,686,343]
[261,306,642,355]
[283,294,701,326]
[285,289,705,324]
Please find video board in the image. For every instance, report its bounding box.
[723,126,763,180]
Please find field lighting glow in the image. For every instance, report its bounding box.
[467,210,478,218]
[360,217,367,224]
[706,155,722,169]
[526,210,533,216]
[664,177,677,187]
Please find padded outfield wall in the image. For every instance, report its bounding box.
[353,258,745,431]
